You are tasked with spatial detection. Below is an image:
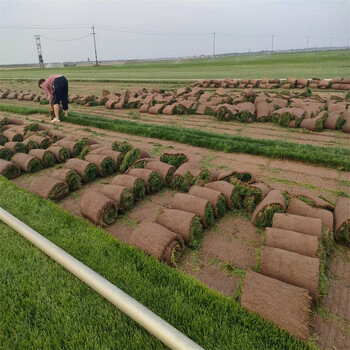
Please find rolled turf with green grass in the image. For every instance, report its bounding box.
[160,152,188,168]
[50,169,82,192]
[11,153,43,173]
[24,140,39,152]
[101,184,134,214]
[4,141,26,154]
[29,176,69,201]
[0,134,8,146]
[26,135,51,149]
[28,149,56,168]
[80,191,118,227]
[84,154,115,177]
[334,198,350,245]
[65,158,99,183]
[112,141,133,155]
[0,146,12,161]
[46,146,71,163]
[0,159,21,179]
[127,168,163,194]
[119,148,148,173]
[111,174,146,201]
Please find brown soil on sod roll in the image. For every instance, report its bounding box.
[260,246,320,302]
[272,213,323,241]
[100,184,134,214]
[129,222,184,266]
[111,174,145,200]
[144,161,175,185]
[80,191,118,227]
[265,227,318,257]
[0,159,20,179]
[290,190,335,211]
[172,193,212,227]
[4,141,26,154]
[300,113,325,131]
[256,102,270,120]
[11,153,42,172]
[65,158,98,182]
[241,271,310,341]
[46,146,70,163]
[287,198,334,231]
[217,169,255,184]
[126,168,162,193]
[29,176,69,200]
[156,208,198,245]
[6,117,24,125]
[189,185,225,218]
[25,134,50,149]
[324,112,342,130]
[84,153,115,176]
[334,198,350,244]
[204,181,235,209]
[342,110,350,133]
[251,190,286,224]
[250,182,271,199]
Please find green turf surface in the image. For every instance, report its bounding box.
[0,177,313,349]
[0,50,349,80]
[1,103,349,171]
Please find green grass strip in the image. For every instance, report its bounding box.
[205,202,215,227]
[160,154,187,168]
[1,103,350,171]
[119,148,141,173]
[0,178,313,350]
[216,194,227,219]
[112,141,133,155]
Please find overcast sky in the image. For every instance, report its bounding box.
[0,0,349,65]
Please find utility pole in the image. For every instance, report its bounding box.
[307,35,309,49]
[213,32,216,59]
[91,25,98,66]
[271,34,274,51]
[35,35,44,68]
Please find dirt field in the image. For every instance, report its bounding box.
[1,82,350,349]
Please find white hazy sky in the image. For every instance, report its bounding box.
[0,0,349,64]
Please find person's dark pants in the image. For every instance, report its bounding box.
[53,76,68,111]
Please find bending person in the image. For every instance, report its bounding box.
[38,75,68,122]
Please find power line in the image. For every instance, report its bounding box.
[41,34,91,42]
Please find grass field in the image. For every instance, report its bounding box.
[0,50,349,81]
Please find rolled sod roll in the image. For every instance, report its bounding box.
[160,151,188,168]
[28,149,56,168]
[259,246,320,302]
[287,198,333,231]
[218,169,255,184]
[30,176,69,201]
[100,184,134,213]
[265,227,318,257]
[90,148,123,171]
[156,208,203,249]
[111,174,146,201]
[291,190,335,211]
[53,139,83,157]
[204,181,235,209]
[65,158,99,183]
[300,113,326,132]
[172,193,214,228]
[273,213,323,241]
[111,141,132,155]
[129,222,185,266]
[50,169,82,192]
[3,130,23,142]
[0,145,12,161]
[0,159,21,179]
[84,154,115,177]
[0,134,8,146]
[127,168,163,194]
[119,148,150,173]
[23,139,39,152]
[11,153,42,172]
[189,185,226,218]
[252,190,286,228]
[334,198,350,244]
[4,141,26,154]
[46,146,70,163]
[144,161,176,186]
[5,117,24,125]
[241,271,310,341]
[25,134,51,149]
[256,102,270,121]
[324,112,345,130]
[80,191,118,227]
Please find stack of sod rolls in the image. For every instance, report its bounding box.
[0,159,21,179]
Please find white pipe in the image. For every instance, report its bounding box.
[0,207,204,350]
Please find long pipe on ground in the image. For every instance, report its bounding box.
[0,207,204,350]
